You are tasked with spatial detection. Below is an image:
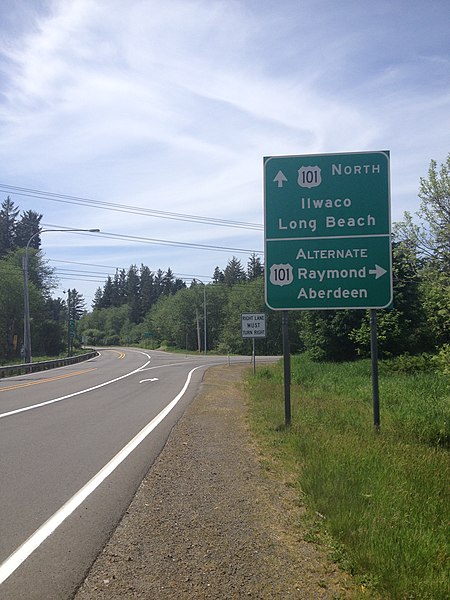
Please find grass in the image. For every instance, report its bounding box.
[246,355,450,600]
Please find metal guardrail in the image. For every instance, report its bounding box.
[0,351,99,378]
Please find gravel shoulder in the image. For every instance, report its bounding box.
[74,364,360,599]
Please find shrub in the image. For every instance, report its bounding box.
[380,352,434,374]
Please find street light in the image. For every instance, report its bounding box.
[23,228,100,363]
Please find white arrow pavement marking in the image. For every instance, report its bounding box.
[369,264,387,279]
[273,170,287,188]
[139,378,159,383]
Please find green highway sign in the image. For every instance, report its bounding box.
[264,151,392,310]
[69,319,76,339]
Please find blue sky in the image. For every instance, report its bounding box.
[0,0,449,307]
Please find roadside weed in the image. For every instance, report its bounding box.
[247,355,449,600]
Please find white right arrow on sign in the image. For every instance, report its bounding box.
[369,264,387,279]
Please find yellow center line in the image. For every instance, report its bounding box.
[0,368,98,393]
[106,349,126,359]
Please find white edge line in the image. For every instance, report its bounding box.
[0,364,206,585]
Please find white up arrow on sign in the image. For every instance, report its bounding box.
[273,170,287,188]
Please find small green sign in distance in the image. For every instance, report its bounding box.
[264,151,392,310]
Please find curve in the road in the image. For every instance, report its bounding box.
[0,353,151,421]
[0,362,207,586]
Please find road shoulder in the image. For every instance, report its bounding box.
[74,363,359,599]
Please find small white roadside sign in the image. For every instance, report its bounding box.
[241,313,266,338]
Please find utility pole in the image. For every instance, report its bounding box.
[67,289,71,357]
[203,285,207,355]
[196,308,201,352]
[22,254,31,364]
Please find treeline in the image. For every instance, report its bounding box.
[80,154,450,362]
[0,197,86,361]
[296,154,450,361]
[77,241,429,358]
[91,254,264,317]
[92,266,187,324]
[79,255,267,350]
[2,154,448,363]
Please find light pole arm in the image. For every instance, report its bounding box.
[25,230,41,253]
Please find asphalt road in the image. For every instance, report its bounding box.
[0,348,257,599]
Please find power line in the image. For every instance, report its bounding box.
[48,258,118,270]
[55,269,111,279]
[0,183,263,230]
[42,223,264,255]
[0,256,259,295]
[47,259,212,281]
[1,256,253,282]
[53,267,111,275]
[173,272,211,280]
[55,276,107,283]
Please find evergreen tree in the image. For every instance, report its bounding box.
[102,276,114,308]
[117,269,127,305]
[162,267,175,295]
[172,276,186,294]
[46,297,67,322]
[92,287,104,310]
[154,269,164,299]
[0,196,19,256]
[36,297,66,355]
[126,264,140,323]
[15,210,42,249]
[223,256,246,286]
[139,264,155,315]
[67,288,86,320]
[111,271,121,307]
[212,266,225,283]
[247,253,264,280]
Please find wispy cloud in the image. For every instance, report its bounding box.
[0,0,448,303]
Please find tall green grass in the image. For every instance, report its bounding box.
[246,356,450,600]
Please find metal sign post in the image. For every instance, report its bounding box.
[282,311,291,427]
[370,310,381,433]
[252,338,256,375]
